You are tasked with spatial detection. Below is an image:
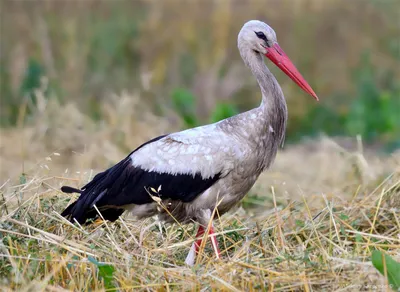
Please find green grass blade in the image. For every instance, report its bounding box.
[371,250,400,290]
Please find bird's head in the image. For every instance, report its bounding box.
[238,20,318,101]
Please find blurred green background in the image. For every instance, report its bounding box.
[1,0,399,151]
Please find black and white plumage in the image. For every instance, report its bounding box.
[61,134,221,224]
[61,20,318,265]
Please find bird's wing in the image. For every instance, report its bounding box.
[61,126,242,224]
[130,124,241,179]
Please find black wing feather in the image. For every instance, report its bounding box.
[61,134,221,224]
[61,186,82,194]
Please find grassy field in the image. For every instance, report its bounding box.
[1,0,400,290]
[1,95,399,291]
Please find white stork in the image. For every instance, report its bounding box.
[61,20,318,266]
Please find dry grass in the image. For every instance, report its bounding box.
[0,93,399,291]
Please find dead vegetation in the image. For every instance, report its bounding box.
[0,91,399,291]
[1,1,399,290]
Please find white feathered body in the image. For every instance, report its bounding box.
[127,104,286,225]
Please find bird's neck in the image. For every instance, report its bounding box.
[242,49,288,144]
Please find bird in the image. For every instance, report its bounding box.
[60,20,318,266]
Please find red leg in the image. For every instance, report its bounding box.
[186,224,220,265]
[194,224,220,259]
[209,225,221,259]
[194,226,205,254]
[185,226,204,266]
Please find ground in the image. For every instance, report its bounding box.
[1,127,399,290]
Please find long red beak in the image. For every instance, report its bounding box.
[265,43,318,101]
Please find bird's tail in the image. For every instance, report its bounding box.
[60,158,131,224]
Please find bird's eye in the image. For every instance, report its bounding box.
[255,31,268,41]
